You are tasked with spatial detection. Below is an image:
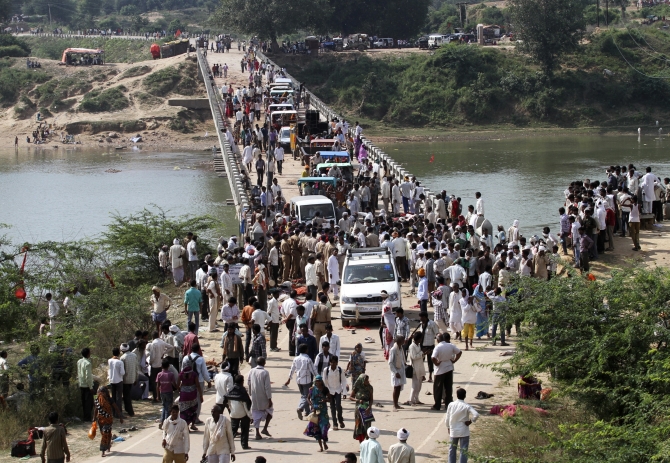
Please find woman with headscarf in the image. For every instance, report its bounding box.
[350,373,374,442]
[473,284,490,340]
[93,386,123,457]
[179,358,203,431]
[304,375,331,451]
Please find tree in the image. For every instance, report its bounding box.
[213,0,331,51]
[375,0,430,38]
[508,0,584,74]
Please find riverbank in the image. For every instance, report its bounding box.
[0,54,217,151]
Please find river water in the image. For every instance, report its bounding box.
[381,134,670,236]
[2,135,668,246]
[0,146,236,245]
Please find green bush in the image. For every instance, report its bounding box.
[79,86,130,112]
[121,65,152,79]
[143,66,181,95]
[0,36,30,58]
[0,65,51,107]
[21,36,164,63]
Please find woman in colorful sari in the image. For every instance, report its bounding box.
[179,359,203,431]
[350,373,374,443]
[93,386,123,457]
[304,375,331,452]
[473,284,490,339]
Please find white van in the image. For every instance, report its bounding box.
[428,34,443,48]
[339,248,401,327]
[289,195,336,228]
[274,77,293,89]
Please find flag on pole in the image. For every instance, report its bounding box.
[175,29,181,37]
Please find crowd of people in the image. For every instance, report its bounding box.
[7,40,669,463]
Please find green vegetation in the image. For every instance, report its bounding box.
[477,267,670,462]
[33,73,92,110]
[0,209,219,447]
[0,58,51,107]
[509,0,584,73]
[143,60,200,96]
[284,28,670,127]
[21,36,160,63]
[0,35,31,58]
[121,64,152,78]
[79,85,130,112]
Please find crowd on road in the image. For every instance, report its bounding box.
[4,41,670,463]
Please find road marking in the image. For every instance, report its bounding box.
[415,353,483,453]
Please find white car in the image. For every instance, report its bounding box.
[339,248,401,327]
[289,195,336,228]
[279,126,292,150]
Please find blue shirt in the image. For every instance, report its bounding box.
[184,287,202,312]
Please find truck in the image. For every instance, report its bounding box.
[343,33,369,51]
[339,248,401,327]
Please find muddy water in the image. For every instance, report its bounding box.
[381,134,670,236]
[0,146,237,244]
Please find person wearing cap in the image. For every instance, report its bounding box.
[169,239,186,286]
[388,428,416,463]
[359,427,384,463]
[150,286,172,334]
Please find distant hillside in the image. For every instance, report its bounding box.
[21,37,167,63]
[277,28,670,129]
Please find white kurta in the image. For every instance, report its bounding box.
[449,292,463,332]
[327,255,340,284]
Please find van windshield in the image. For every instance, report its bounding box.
[299,203,335,220]
[343,263,396,284]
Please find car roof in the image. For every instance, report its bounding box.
[290,195,333,205]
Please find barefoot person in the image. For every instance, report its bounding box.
[202,405,236,463]
[94,386,123,457]
[304,375,330,452]
[247,357,273,440]
[388,335,407,410]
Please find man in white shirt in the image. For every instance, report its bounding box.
[319,324,340,358]
[187,235,199,282]
[162,405,190,463]
[305,255,318,301]
[169,239,186,285]
[147,332,170,402]
[327,249,340,298]
[355,121,363,137]
[284,344,318,419]
[214,362,234,406]
[282,290,299,356]
[431,333,462,411]
[251,305,271,335]
[322,356,346,429]
[108,347,125,417]
[219,263,234,300]
[392,233,409,281]
[274,146,284,175]
[267,290,281,352]
[399,177,412,214]
[475,192,484,216]
[391,180,403,214]
[445,388,479,463]
[46,292,60,333]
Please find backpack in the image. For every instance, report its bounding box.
[324,365,342,384]
[11,429,36,458]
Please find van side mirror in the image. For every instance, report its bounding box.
[336,280,341,286]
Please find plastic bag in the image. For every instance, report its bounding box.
[88,422,97,440]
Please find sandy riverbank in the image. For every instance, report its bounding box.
[1,54,217,151]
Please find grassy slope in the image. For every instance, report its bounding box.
[21,36,167,63]
[278,28,670,130]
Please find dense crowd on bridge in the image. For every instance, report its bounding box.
[5,40,670,463]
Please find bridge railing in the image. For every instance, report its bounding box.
[196,48,251,231]
[255,50,438,206]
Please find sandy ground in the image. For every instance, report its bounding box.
[1,53,217,151]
